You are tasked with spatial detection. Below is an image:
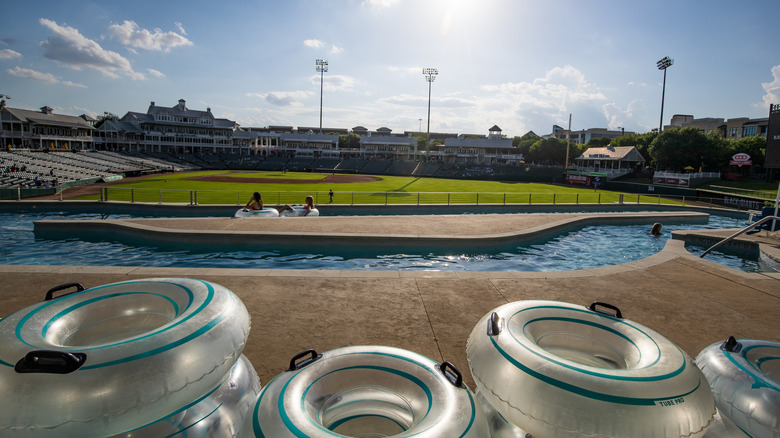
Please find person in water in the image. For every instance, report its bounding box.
[245,192,264,210]
[279,195,315,216]
[650,222,663,236]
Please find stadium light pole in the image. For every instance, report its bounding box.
[657,56,673,133]
[316,59,328,133]
[422,68,438,162]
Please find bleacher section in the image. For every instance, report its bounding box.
[412,161,442,176]
[311,158,341,172]
[361,160,392,174]
[385,160,418,176]
[258,156,289,171]
[336,159,368,173]
[0,150,184,189]
[285,157,316,171]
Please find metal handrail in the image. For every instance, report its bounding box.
[700,215,779,258]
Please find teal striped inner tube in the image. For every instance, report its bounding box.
[243,345,489,437]
[467,300,715,438]
[0,277,250,438]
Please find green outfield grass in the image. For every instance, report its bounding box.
[82,170,679,205]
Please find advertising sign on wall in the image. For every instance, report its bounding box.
[566,173,591,186]
[653,176,690,187]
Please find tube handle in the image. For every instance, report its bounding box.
[15,350,87,374]
[720,336,743,353]
[588,301,623,319]
[44,282,85,301]
[287,349,322,371]
[487,311,502,336]
[440,361,463,388]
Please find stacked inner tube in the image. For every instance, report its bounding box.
[467,300,716,438]
[696,337,780,438]
[240,345,489,437]
[0,278,260,437]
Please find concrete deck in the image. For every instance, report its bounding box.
[2,213,779,390]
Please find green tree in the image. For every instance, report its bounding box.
[528,137,580,165]
[95,112,119,128]
[648,127,720,171]
[585,137,612,147]
[338,133,361,150]
[512,132,539,160]
[728,136,766,167]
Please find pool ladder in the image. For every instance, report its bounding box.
[700,215,779,258]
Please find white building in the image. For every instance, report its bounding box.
[544,125,634,145]
[1,105,95,150]
[573,145,645,178]
[439,125,522,164]
[95,99,238,154]
[359,127,417,160]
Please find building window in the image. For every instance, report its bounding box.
[742,125,756,137]
[729,127,738,137]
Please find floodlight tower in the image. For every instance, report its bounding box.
[316,59,328,133]
[422,68,438,161]
[656,56,673,133]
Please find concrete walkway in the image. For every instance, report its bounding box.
[2,213,779,389]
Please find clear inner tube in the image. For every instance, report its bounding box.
[0,278,251,437]
[696,338,780,438]
[243,345,488,437]
[467,300,715,438]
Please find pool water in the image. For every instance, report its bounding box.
[0,211,762,272]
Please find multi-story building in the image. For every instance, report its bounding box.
[359,127,417,160]
[9,98,521,165]
[1,105,95,150]
[666,114,769,139]
[439,125,522,165]
[543,125,633,145]
[95,99,238,154]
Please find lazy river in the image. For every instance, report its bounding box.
[0,204,763,272]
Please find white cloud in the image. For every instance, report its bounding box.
[175,22,187,36]
[62,80,87,88]
[304,39,325,49]
[6,66,59,83]
[761,64,780,107]
[305,39,344,55]
[250,90,311,107]
[362,0,400,7]
[109,20,193,52]
[147,68,166,78]
[39,18,143,80]
[0,49,21,60]
[7,65,88,89]
[602,99,649,131]
[310,74,355,92]
[388,66,420,76]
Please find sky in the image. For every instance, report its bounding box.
[2,0,779,139]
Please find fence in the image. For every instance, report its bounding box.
[89,187,692,207]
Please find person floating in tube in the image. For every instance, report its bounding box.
[244,192,264,211]
[279,195,316,216]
